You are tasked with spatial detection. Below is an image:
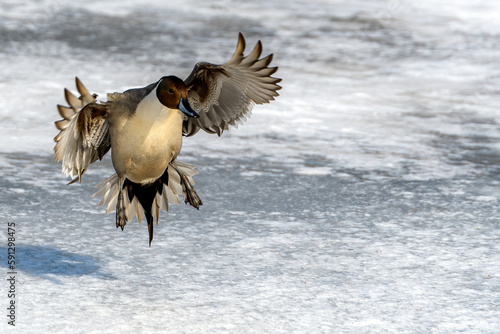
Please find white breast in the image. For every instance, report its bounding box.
[110,90,184,184]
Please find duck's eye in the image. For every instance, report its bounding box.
[168,89,174,94]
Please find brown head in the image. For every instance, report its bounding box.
[156,76,199,117]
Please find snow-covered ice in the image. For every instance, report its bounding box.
[0,0,499,332]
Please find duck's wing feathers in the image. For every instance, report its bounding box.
[183,32,281,136]
[54,77,111,184]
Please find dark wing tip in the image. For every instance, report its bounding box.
[57,104,74,120]
[273,72,283,85]
[256,40,263,52]
[64,88,81,108]
[235,32,246,57]
[75,77,85,94]
[262,53,274,68]
[63,88,71,100]
[54,119,69,131]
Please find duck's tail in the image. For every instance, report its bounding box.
[93,160,202,246]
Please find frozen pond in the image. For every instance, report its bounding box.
[1,0,499,332]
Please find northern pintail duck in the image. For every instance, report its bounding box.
[54,33,281,245]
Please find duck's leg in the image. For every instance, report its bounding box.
[170,162,203,209]
[116,178,128,230]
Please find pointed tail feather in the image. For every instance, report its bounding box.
[146,213,154,247]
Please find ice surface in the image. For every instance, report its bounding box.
[1,0,500,333]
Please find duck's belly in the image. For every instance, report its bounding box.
[111,110,183,184]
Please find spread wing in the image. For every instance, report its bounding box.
[54,77,111,184]
[183,32,282,136]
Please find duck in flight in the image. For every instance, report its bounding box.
[54,33,281,246]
